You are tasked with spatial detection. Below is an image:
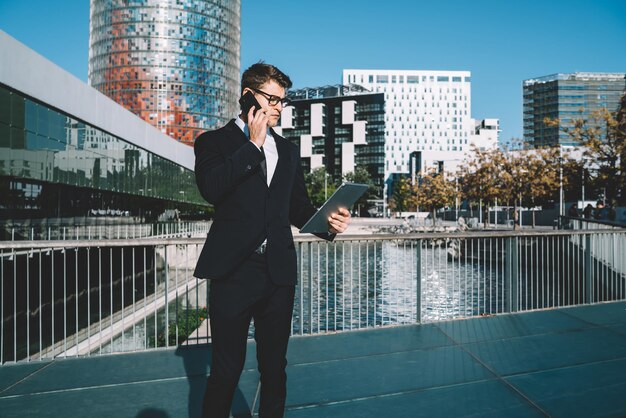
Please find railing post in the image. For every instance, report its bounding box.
[505,236,519,313]
[164,245,169,347]
[584,234,593,304]
[415,240,422,324]
[308,243,313,334]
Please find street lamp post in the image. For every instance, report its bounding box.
[581,166,585,206]
[455,176,459,222]
[138,189,144,222]
[478,184,483,225]
[495,197,498,228]
[383,183,388,218]
[559,159,564,217]
[324,172,328,200]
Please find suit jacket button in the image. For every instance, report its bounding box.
[246,164,252,170]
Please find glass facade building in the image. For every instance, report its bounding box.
[523,72,626,147]
[89,0,241,145]
[0,84,205,222]
[1,30,207,226]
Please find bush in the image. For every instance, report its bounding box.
[151,306,208,347]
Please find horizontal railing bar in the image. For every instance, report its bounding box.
[2,228,625,250]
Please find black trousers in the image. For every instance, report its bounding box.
[202,252,295,418]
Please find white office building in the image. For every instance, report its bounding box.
[471,118,499,151]
[343,69,498,187]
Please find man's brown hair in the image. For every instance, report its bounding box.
[241,62,292,95]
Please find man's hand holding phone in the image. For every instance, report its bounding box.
[247,106,268,148]
[240,91,267,148]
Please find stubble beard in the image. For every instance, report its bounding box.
[267,115,280,128]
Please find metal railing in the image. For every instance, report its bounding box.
[1,221,211,241]
[1,228,625,364]
[563,216,625,231]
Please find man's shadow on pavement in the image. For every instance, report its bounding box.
[176,344,256,418]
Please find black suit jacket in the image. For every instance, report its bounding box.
[193,119,333,285]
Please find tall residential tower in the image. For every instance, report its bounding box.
[89,0,241,145]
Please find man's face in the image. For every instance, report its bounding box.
[244,80,286,128]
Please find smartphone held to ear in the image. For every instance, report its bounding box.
[239,91,262,116]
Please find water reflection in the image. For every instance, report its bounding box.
[99,239,504,352]
[293,239,503,334]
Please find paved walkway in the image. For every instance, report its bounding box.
[1,301,625,417]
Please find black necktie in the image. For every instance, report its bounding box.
[259,146,267,181]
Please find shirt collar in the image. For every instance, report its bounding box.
[235,116,246,133]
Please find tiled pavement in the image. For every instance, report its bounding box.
[1,301,625,417]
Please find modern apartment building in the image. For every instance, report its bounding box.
[342,69,497,198]
[88,0,241,145]
[523,72,626,147]
[277,85,385,191]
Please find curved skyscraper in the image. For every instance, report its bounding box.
[89,0,240,145]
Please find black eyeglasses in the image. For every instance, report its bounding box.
[251,88,291,107]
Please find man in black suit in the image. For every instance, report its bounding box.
[194,63,350,418]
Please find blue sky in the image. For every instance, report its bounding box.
[1,0,625,143]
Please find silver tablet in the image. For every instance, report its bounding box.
[299,183,368,233]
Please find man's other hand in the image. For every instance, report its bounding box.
[328,207,351,234]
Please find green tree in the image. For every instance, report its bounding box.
[414,170,458,226]
[343,167,380,216]
[304,167,337,207]
[388,177,416,213]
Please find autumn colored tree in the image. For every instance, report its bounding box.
[459,145,505,227]
[414,170,458,226]
[619,94,626,202]
[460,144,568,228]
[504,146,573,228]
[544,97,626,203]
